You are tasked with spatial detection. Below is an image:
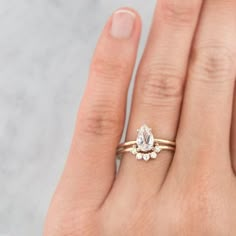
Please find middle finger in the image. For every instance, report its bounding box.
[114,0,203,199]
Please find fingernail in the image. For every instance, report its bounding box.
[110,9,136,39]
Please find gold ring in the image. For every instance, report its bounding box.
[116,124,176,162]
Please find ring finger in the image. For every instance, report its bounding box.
[110,0,203,201]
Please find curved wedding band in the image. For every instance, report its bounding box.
[116,124,176,162]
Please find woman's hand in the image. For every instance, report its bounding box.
[44,0,236,235]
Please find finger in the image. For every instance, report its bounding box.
[174,0,236,174]
[113,0,203,198]
[45,8,141,226]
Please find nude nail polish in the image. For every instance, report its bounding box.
[110,9,136,39]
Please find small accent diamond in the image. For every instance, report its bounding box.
[136,153,143,160]
[131,147,137,155]
[151,152,157,159]
[155,146,161,153]
[143,154,150,161]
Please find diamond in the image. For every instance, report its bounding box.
[151,152,157,159]
[136,153,143,160]
[155,146,161,153]
[131,147,137,155]
[143,154,150,161]
[136,125,154,152]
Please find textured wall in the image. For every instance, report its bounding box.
[0,1,155,235]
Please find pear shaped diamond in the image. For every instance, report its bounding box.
[136,125,154,152]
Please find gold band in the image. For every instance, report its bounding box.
[117,139,176,149]
[117,145,175,155]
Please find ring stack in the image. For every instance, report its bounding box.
[117,124,176,162]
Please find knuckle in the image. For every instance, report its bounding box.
[138,63,184,108]
[79,103,124,137]
[160,0,199,26]
[191,45,235,85]
[91,57,130,81]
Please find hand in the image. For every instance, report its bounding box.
[44,0,236,235]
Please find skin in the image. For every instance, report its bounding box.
[44,0,236,235]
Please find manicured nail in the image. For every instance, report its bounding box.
[110,9,136,39]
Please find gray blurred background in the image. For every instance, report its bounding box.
[0,1,156,235]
